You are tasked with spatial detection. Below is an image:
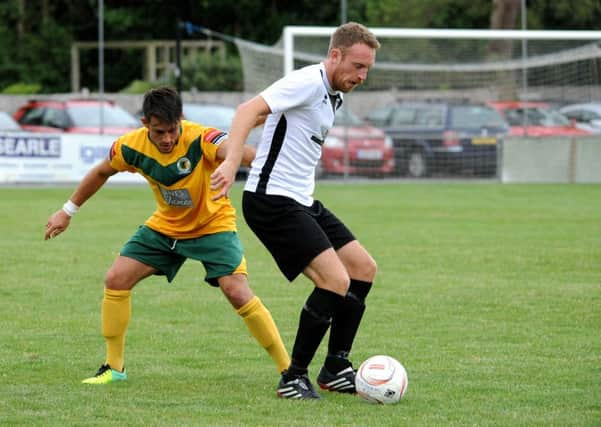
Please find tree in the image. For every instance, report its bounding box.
[489,0,521,56]
[2,0,601,93]
[365,0,492,28]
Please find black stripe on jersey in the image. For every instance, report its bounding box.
[257,114,287,194]
[311,135,324,146]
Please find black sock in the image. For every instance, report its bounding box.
[287,287,344,378]
[326,279,372,372]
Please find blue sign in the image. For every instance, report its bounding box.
[80,145,110,164]
[0,135,61,157]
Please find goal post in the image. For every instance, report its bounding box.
[234,27,601,180]
[237,26,601,101]
[283,27,601,75]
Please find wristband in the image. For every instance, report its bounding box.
[62,200,80,217]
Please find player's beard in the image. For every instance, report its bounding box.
[341,79,359,93]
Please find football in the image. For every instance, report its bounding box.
[355,355,408,404]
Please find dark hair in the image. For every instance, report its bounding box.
[142,86,182,123]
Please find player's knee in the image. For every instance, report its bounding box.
[364,256,377,281]
[320,271,350,296]
[219,275,254,308]
[347,253,377,282]
[104,268,129,290]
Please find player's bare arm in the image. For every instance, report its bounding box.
[45,159,118,240]
[216,140,257,167]
[255,113,268,127]
[210,96,271,200]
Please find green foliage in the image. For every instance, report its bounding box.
[0,6,73,93]
[80,48,147,93]
[0,183,600,425]
[1,82,42,94]
[119,80,162,94]
[364,0,492,28]
[0,1,600,93]
[181,52,243,91]
[527,0,601,30]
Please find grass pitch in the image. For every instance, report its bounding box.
[0,182,599,426]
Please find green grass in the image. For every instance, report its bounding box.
[1,183,600,426]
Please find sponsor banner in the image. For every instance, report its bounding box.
[0,132,145,184]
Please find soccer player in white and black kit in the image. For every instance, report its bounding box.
[227,22,380,399]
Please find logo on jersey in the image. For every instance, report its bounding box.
[159,187,193,207]
[176,157,192,174]
[311,136,324,146]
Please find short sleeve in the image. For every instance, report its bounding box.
[108,137,135,172]
[261,70,321,114]
[201,127,228,164]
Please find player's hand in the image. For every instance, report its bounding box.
[210,160,237,201]
[45,209,71,240]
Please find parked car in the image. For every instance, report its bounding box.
[13,99,139,135]
[183,104,237,132]
[318,107,395,178]
[182,103,262,180]
[0,111,22,131]
[488,101,590,137]
[366,101,507,177]
[558,102,601,134]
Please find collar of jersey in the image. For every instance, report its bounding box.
[320,63,339,96]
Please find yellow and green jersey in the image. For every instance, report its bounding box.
[109,120,236,239]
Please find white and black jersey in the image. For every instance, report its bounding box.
[244,62,343,206]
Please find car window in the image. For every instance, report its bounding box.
[68,104,139,128]
[563,110,582,121]
[545,110,571,126]
[415,107,444,128]
[183,105,235,130]
[582,111,598,121]
[367,107,393,127]
[390,107,416,126]
[504,107,569,126]
[20,107,46,125]
[451,105,506,129]
[334,108,363,126]
[388,105,445,128]
[43,108,70,129]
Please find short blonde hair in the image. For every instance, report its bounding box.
[328,22,380,53]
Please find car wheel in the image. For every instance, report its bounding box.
[407,149,428,178]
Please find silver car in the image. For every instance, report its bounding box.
[559,103,601,134]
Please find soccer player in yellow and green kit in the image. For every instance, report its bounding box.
[44,86,290,385]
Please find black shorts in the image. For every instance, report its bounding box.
[242,191,355,282]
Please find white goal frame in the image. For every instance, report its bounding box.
[282,26,601,76]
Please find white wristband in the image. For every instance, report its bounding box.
[62,200,80,217]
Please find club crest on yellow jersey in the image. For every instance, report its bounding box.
[176,157,192,174]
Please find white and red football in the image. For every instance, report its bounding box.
[355,355,408,404]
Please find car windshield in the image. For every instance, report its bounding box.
[183,105,235,130]
[450,105,507,129]
[334,108,364,126]
[503,107,570,126]
[0,112,20,130]
[68,104,139,128]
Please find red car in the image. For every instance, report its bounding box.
[488,101,590,137]
[318,108,395,178]
[13,99,139,135]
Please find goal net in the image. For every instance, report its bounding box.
[235,28,601,179]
